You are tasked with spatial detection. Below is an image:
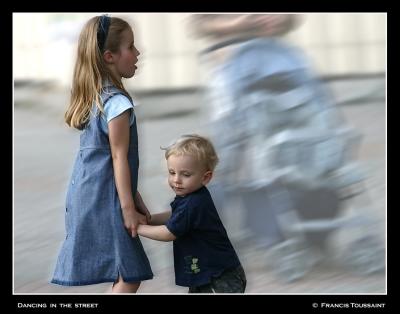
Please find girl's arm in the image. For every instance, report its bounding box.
[134,191,151,223]
[109,110,146,237]
[137,225,176,242]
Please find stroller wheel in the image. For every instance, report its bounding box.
[268,238,317,283]
[342,235,385,275]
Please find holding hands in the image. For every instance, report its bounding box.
[135,191,152,223]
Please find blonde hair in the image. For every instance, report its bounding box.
[65,16,132,129]
[163,134,219,171]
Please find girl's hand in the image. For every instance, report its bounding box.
[134,191,152,224]
[122,207,148,237]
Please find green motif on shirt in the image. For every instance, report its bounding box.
[185,256,200,274]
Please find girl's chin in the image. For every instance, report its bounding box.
[123,70,136,79]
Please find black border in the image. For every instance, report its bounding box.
[10,3,392,312]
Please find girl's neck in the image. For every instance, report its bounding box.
[103,76,122,88]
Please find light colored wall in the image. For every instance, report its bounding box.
[13,13,386,91]
[285,13,386,75]
[129,13,201,90]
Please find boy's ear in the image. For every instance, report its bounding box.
[202,171,213,185]
[103,50,114,64]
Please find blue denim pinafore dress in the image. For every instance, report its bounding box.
[51,86,153,286]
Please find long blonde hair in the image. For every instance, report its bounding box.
[65,16,131,129]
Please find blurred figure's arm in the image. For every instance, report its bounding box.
[190,14,301,38]
[248,14,301,36]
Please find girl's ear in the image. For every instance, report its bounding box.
[202,171,213,185]
[103,50,114,64]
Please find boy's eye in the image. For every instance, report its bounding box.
[183,173,191,177]
[169,171,175,175]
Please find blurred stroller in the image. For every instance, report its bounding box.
[196,17,385,282]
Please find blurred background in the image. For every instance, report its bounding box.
[13,13,386,294]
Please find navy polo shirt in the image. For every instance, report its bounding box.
[166,186,241,287]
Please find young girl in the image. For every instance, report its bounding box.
[137,135,246,293]
[51,15,153,293]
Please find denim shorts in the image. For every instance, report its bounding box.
[188,265,246,293]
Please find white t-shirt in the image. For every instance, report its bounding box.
[99,94,136,134]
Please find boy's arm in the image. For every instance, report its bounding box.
[137,224,176,242]
[149,211,172,225]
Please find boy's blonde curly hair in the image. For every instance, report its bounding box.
[162,134,219,171]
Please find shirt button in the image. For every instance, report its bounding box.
[72,180,75,185]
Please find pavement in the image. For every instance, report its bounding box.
[13,76,386,294]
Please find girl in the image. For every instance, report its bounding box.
[51,15,153,293]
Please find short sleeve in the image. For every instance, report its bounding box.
[100,94,136,133]
[166,203,191,238]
